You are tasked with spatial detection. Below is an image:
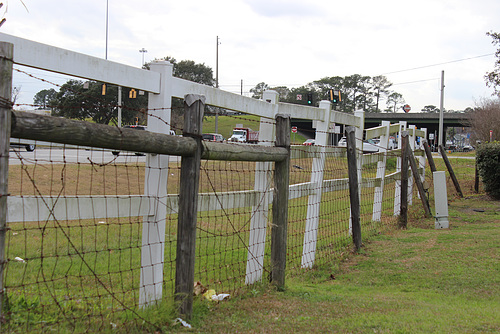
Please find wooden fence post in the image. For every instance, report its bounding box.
[0,42,13,326]
[399,131,409,228]
[438,145,464,198]
[475,161,480,193]
[407,149,432,217]
[346,126,362,251]
[175,94,205,319]
[423,140,437,173]
[271,114,290,289]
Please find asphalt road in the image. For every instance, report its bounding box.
[8,148,180,165]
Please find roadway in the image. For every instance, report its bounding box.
[8,148,180,165]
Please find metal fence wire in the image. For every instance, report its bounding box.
[0,48,469,332]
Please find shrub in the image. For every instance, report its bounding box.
[476,142,500,199]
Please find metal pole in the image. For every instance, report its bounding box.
[438,70,445,149]
[215,36,220,134]
[118,86,122,127]
[105,0,108,60]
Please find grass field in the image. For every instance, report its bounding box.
[4,142,488,332]
[185,194,500,333]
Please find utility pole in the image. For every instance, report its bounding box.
[215,36,220,134]
[438,70,445,149]
[139,48,147,67]
[105,0,109,60]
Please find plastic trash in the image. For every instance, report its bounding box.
[175,318,191,328]
[203,289,216,300]
[211,293,230,301]
[14,256,26,263]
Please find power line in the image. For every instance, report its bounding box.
[380,53,494,76]
[392,78,440,86]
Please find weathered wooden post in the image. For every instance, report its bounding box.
[407,148,432,218]
[423,140,437,173]
[399,131,409,228]
[346,126,362,251]
[175,94,205,319]
[271,114,290,289]
[438,145,464,198]
[0,42,13,327]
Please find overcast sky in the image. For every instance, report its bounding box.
[2,0,499,112]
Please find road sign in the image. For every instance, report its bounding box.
[296,94,302,101]
[291,126,297,133]
[403,104,411,113]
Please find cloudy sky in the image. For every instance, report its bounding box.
[1,0,499,112]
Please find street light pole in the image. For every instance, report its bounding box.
[105,0,108,60]
[215,36,220,134]
[438,70,445,150]
[139,48,147,67]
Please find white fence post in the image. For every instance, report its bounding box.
[372,120,390,221]
[394,121,407,216]
[139,61,173,307]
[245,90,278,284]
[301,100,332,268]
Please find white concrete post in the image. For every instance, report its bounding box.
[301,101,332,268]
[433,171,449,229]
[139,61,173,307]
[245,90,278,284]
[394,121,407,216]
[372,121,390,221]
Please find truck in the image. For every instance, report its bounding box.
[228,127,259,143]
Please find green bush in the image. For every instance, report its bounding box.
[476,142,500,199]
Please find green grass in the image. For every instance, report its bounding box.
[185,195,500,333]
[201,114,307,144]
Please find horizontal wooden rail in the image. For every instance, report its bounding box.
[10,111,288,162]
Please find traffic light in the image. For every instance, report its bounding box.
[329,89,341,103]
[307,93,313,105]
[129,89,137,99]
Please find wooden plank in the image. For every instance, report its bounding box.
[407,149,432,217]
[0,32,161,93]
[11,111,288,162]
[423,140,437,172]
[438,145,464,198]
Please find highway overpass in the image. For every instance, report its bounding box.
[294,112,470,145]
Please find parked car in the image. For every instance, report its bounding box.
[10,140,36,152]
[336,137,379,153]
[302,139,315,146]
[202,133,224,142]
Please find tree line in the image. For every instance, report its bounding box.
[250,74,406,113]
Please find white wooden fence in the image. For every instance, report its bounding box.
[1,33,427,307]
